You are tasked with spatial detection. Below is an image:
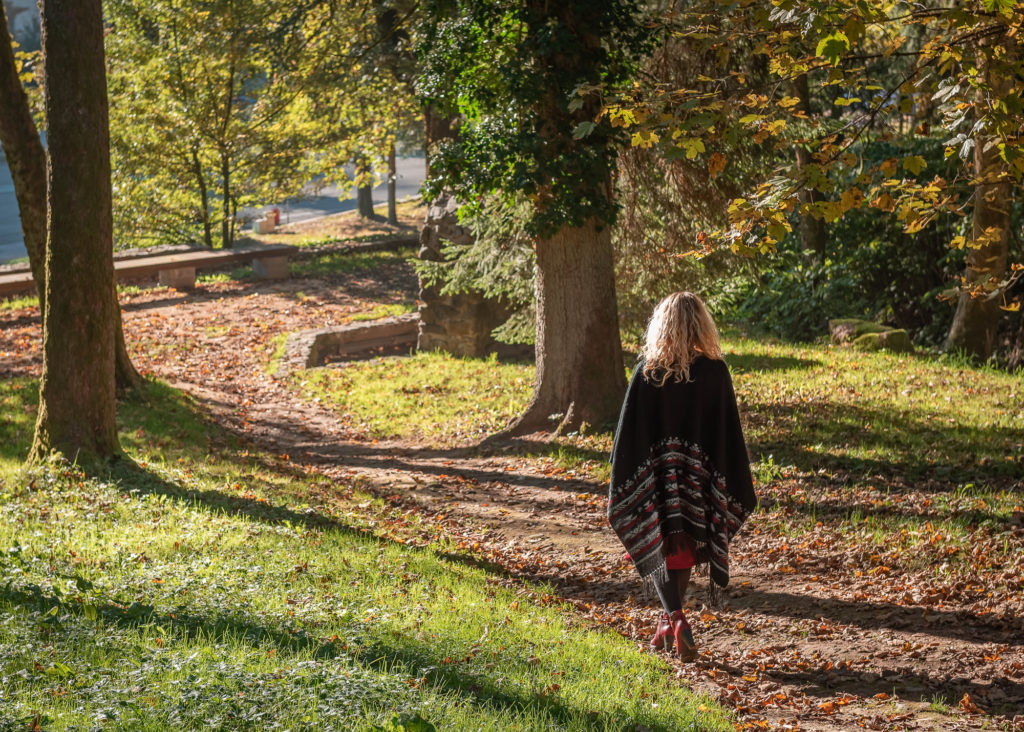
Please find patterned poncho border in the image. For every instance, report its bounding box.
[608,356,757,589]
[608,436,749,586]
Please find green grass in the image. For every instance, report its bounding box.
[300,352,533,443]
[198,265,255,284]
[348,303,417,322]
[726,335,1023,482]
[0,380,732,731]
[290,247,414,279]
[0,293,38,311]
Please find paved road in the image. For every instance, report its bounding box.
[0,155,426,264]
[0,158,25,264]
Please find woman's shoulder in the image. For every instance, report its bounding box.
[692,353,728,374]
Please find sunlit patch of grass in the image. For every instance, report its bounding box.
[264,332,289,376]
[0,293,38,311]
[299,352,533,444]
[726,335,1023,483]
[347,302,416,322]
[291,246,414,279]
[0,380,732,731]
[197,264,254,284]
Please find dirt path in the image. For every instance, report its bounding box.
[2,262,1021,732]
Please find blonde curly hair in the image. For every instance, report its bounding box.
[641,291,723,385]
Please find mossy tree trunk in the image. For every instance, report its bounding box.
[29,0,122,465]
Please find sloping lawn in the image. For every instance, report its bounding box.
[0,379,731,731]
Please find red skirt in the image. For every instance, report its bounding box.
[625,535,696,570]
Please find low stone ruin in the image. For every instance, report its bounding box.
[829,318,914,353]
[279,313,419,375]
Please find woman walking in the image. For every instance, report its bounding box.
[608,292,757,660]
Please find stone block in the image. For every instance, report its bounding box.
[158,266,196,289]
[828,318,888,344]
[852,328,914,353]
[253,255,289,279]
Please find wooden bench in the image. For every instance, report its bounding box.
[0,243,298,298]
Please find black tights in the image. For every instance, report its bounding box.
[653,568,691,613]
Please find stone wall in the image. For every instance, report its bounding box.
[417,194,516,358]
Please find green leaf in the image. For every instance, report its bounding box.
[903,155,927,175]
[572,121,596,140]
[815,32,850,66]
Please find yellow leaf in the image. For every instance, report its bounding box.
[903,155,928,175]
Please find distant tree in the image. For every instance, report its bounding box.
[419,0,652,433]
[29,0,122,465]
[105,0,384,249]
[0,7,46,307]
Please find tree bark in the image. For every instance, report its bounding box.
[357,185,375,218]
[220,146,233,248]
[945,67,1011,359]
[29,0,121,465]
[387,139,398,225]
[191,145,213,248]
[423,104,453,175]
[355,154,375,218]
[0,5,48,311]
[508,217,626,433]
[793,73,826,262]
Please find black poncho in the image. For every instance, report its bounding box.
[608,355,757,588]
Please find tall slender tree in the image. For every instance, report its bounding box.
[0,4,47,313]
[29,0,122,465]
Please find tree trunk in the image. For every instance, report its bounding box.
[508,218,626,434]
[191,145,213,248]
[0,4,48,312]
[355,154,375,219]
[387,139,398,225]
[220,147,233,248]
[357,184,375,218]
[945,70,1011,359]
[424,105,453,175]
[29,0,121,465]
[793,73,826,262]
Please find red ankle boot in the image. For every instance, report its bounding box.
[668,610,698,661]
[650,612,673,651]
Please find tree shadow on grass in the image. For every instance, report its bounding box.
[727,353,821,374]
[744,399,1024,487]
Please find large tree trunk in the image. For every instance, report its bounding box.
[509,218,626,434]
[0,5,48,311]
[945,68,1011,359]
[29,0,121,465]
[387,139,398,225]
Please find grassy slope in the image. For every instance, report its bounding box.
[0,380,731,731]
